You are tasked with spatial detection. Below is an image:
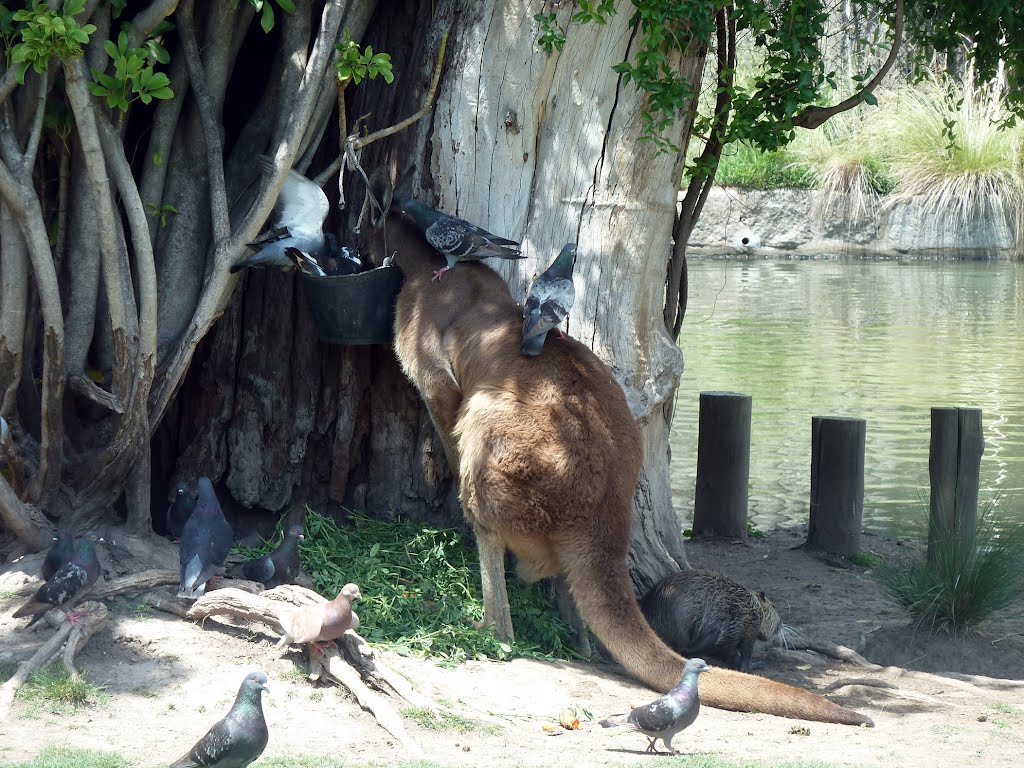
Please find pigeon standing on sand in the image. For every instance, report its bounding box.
[41,529,74,581]
[13,531,104,626]
[396,197,523,281]
[177,477,234,599]
[169,671,269,768]
[228,525,305,589]
[275,582,361,653]
[230,155,357,275]
[521,242,577,356]
[166,481,196,542]
[599,658,710,754]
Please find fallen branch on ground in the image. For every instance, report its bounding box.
[0,601,107,720]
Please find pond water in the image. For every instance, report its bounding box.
[670,258,1024,538]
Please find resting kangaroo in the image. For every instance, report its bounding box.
[389,211,872,726]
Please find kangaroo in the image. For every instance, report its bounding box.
[388,210,872,726]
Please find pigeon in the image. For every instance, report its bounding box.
[521,242,577,356]
[599,658,710,755]
[166,481,197,541]
[13,531,104,626]
[169,671,269,768]
[275,582,361,653]
[41,529,75,581]
[284,246,326,277]
[230,155,351,274]
[395,197,524,281]
[228,525,304,589]
[177,476,234,599]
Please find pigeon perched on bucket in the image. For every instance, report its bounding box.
[521,242,577,356]
[177,477,234,599]
[230,156,356,275]
[228,525,305,589]
[275,582,361,653]
[169,671,269,768]
[395,197,523,281]
[599,657,710,754]
[13,531,104,626]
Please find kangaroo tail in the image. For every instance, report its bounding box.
[563,553,873,727]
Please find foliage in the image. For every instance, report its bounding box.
[334,29,393,86]
[88,31,173,114]
[712,142,811,190]
[238,509,580,663]
[876,508,1024,633]
[239,0,296,34]
[847,551,881,568]
[16,662,107,712]
[8,0,96,84]
[1,747,129,768]
[874,81,1024,225]
[145,202,178,228]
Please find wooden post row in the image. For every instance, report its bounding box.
[692,391,751,539]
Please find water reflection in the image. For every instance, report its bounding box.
[671,258,1024,538]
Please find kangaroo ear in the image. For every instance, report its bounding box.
[366,166,395,227]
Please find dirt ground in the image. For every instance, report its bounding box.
[1,525,1023,768]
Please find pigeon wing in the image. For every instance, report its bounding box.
[278,603,325,644]
[272,170,329,238]
[627,695,681,735]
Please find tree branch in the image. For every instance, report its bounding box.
[22,70,48,173]
[0,473,52,550]
[127,0,180,49]
[177,0,231,242]
[792,0,904,130]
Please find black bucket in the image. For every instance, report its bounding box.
[299,263,405,346]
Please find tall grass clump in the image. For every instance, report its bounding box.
[245,508,580,663]
[876,79,1024,226]
[711,141,813,189]
[876,508,1024,633]
[16,663,107,712]
[789,109,895,221]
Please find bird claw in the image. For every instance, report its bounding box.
[557,329,569,340]
[431,267,450,282]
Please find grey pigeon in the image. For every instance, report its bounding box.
[13,531,104,626]
[284,245,361,278]
[41,529,74,581]
[178,477,234,599]
[396,197,523,281]
[169,671,269,768]
[166,481,197,542]
[600,658,710,754]
[228,525,304,588]
[521,242,577,356]
[230,156,353,274]
[275,582,361,653]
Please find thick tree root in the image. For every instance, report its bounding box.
[0,601,107,721]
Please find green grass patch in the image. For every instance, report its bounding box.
[247,508,580,664]
[400,706,499,734]
[876,507,1024,633]
[712,141,813,189]
[848,552,881,568]
[16,663,107,714]
[0,590,20,599]
[0,747,128,768]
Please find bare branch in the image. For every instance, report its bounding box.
[177,0,230,241]
[0,202,28,413]
[0,473,52,550]
[350,30,448,151]
[127,0,180,49]
[68,373,124,413]
[793,0,904,130]
[22,70,48,172]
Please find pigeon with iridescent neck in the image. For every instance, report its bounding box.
[229,525,305,589]
[13,531,103,626]
[177,477,234,599]
[41,529,74,581]
[599,658,710,754]
[166,481,196,542]
[521,242,577,356]
[396,197,523,281]
[169,671,269,768]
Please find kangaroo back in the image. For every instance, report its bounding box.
[390,215,871,727]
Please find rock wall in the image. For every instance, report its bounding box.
[687,187,1021,259]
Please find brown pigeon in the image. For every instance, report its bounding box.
[275,582,361,653]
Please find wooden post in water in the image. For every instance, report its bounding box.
[806,416,866,555]
[692,392,751,539]
[928,407,984,565]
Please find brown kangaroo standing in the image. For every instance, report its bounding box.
[390,212,871,726]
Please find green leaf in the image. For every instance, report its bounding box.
[862,90,878,106]
[260,2,273,33]
[152,149,163,166]
[148,86,174,100]
[275,0,296,12]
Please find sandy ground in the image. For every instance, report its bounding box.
[1,525,1023,768]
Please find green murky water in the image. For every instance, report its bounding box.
[670,258,1024,538]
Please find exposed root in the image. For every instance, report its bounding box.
[90,569,179,600]
[0,601,107,721]
[785,637,875,667]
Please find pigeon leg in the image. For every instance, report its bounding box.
[557,329,568,340]
[645,737,660,754]
[431,265,452,281]
[62,608,85,626]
